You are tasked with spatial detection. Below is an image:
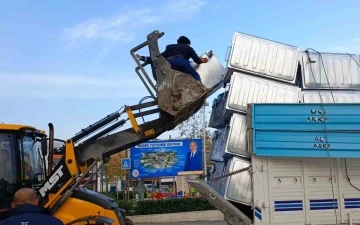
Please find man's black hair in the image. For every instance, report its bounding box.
[177,36,191,45]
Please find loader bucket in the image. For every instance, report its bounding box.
[154,55,208,122]
[130,30,224,126]
[75,30,225,164]
[146,31,208,122]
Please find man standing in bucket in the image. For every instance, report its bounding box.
[136,35,209,84]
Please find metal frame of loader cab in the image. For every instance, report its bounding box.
[130,30,165,99]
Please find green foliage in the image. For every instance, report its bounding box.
[101,191,117,199]
[104,153,126,183]
[99,192,215,216]
[175,106,212,153]
[134,198,215,215]
[101,191,147,200]
[115,200,137,216]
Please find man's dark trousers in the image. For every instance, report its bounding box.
[167,57,201,81]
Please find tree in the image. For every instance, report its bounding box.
[175,105,213,155]
[104,152,127,184]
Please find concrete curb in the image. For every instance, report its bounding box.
[128,210,224,223]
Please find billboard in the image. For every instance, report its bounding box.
[130,139,203,178]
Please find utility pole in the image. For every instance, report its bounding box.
[105,165,109,192]
[125,149,129,202]
[100,165,103,192]
[124,170,128,202]
[203,101,209,181]
[139,179,144,200]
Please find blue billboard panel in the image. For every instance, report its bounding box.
[130,139,203,178]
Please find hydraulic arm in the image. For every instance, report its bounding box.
[36,30,213,215]
[74,30,211,164]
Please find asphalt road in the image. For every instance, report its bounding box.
[137,221,227,225]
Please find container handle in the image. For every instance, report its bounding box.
[223,84,230,100]
[225,46,231,62]
[222,125,230,142]
[209,192,216,200]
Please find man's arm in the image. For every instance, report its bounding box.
[189,47,208,64]
[136,55,153,64]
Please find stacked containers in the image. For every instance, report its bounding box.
[299,51,360,103]
[223,32,300,84]
[208,161,226,193]
[201,31,360,225]
[208,92,229,192]
[208,31,303,205]
[221,156,252,204]
[209,128,226,162]
[223,32,302,180]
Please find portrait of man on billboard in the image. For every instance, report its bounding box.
[184,141,202,171]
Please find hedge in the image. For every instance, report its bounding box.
[101,191,147,200]
[134,198,215,215]
[100,192,215,216]
[116,200,136,215]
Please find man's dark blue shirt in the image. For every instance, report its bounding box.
[0,204,64,225]
[142,43,202,64]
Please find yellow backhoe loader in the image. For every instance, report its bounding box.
[0,30,224,225]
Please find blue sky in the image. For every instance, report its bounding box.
[1,0,360,140]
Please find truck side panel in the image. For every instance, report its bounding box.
[251,155,360,225]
